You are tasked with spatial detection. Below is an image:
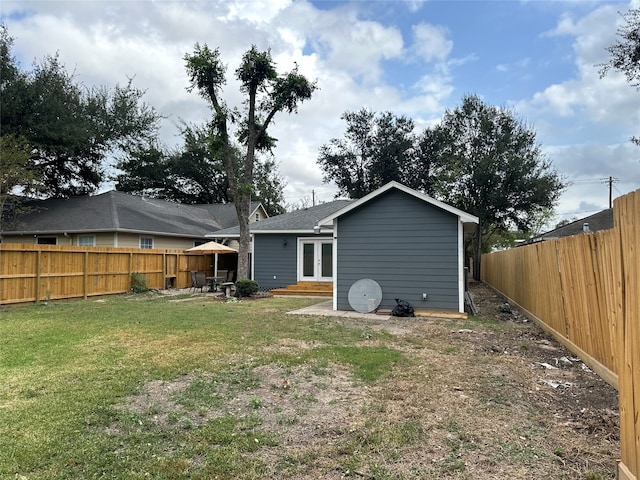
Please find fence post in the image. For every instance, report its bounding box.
[83,251,88,299]
[35,250,41,302]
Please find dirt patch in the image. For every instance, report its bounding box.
[110,282,619,479]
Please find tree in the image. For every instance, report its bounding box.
[0,25,161,197]
[253,157,286,216]
[184,44,316,279]
[0,134,39,231]
[424,94,565,279]
[599,7,639,145]
[116,123,232,204]
[317,109,423,198]
[115,123,286,214]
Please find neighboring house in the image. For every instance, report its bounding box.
[214,182,478,314]
[527,209,614,244]
[0,191,267,250]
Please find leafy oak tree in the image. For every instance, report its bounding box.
[424,94,565,279]
[0,134,39,231]
[0,25,160,198]
[184,44,316,278]
[115,123,286,214]
[317,109,424,198]
[116,123,232,204]
[599,7,639,145]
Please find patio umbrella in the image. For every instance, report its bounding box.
[185,241,238,279]
[185,241,237,254]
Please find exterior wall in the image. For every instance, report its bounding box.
[336,189,460,311]
[1,233,204,250]
[113,233,204,250]
[252,234,300,290]
[253,233,333,290]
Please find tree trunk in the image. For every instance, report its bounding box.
[473,222,482,281]
[235,191,251,280]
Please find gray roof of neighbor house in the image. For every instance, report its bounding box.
[529,208,614,243]
[211,200,353,237]
[2,191,263,238]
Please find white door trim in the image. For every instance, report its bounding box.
[297,237,333,282]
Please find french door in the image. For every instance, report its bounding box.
[299,239,333,281]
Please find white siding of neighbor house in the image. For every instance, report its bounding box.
[1,232,204,250]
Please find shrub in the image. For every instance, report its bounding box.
[235,279,259,297]
[130,272,149,293]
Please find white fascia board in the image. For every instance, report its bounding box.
[253,229,334,235]
[317,181,479,227]
[206,233,239,238]
[207,229,334,238]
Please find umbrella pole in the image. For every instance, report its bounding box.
[214,253,219,277]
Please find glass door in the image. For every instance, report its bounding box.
[299,239,333,281]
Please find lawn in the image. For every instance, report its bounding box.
[0,287,619,479]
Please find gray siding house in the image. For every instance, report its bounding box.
[317,182,478,313]
[211,200,352,291]
[214,182,478,314]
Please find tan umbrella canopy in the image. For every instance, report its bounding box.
[185,241,237,254]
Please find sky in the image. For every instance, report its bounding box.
[2,0,639,228]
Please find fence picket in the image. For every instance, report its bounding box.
[483,188,639,479]
[0,244,210,304]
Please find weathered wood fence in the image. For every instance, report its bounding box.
[482,188,639,480]
[0,244,210,304]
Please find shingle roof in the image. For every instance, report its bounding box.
[2,191,258,238]
[530,208,614,242]
[212,200,353,236]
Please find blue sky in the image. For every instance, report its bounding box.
[2,0,639,228]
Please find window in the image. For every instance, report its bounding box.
[37,237,57,245]
[139,236,154,249]
[78,235,95,246]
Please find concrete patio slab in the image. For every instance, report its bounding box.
[287,300,391,320]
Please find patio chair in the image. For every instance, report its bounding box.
[190,270,208,293]
[220,270,236,298]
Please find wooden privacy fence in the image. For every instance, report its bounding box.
[482,188,639,480]
[0,244,210,304]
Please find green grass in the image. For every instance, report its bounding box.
[0,294,404,479]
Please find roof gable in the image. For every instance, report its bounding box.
[317,181,479,226]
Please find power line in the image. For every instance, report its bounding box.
[601,176,620,209]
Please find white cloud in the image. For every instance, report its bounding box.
[2,0,636,210]
[412,23,453,62]
[526,3,639,131]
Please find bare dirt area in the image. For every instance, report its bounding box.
[115,282,619,479]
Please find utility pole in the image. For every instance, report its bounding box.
[312,189,315,207]
[602,176,619,209]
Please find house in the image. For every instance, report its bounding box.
[210,199,352,292]
[213,182,478,314]
[526,208,613,244]
[0,191,267,250]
